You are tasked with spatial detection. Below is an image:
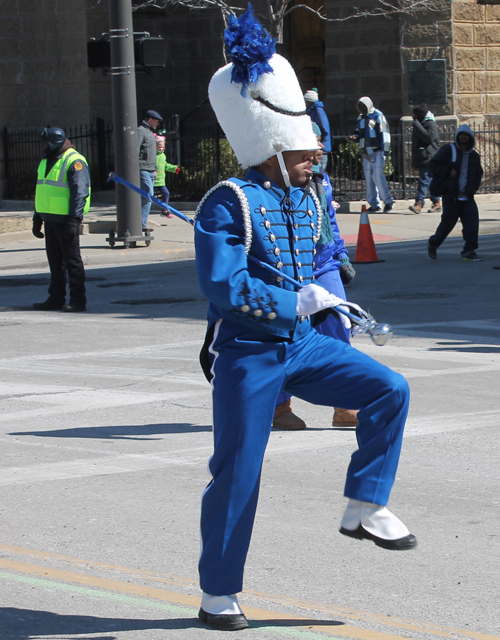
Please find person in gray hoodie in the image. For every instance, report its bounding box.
[427,124,483,262]
[351,96,394,212]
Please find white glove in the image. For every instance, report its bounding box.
[296,284,345,316]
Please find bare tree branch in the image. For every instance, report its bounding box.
[131,0,446,37]
[132,0,168,10]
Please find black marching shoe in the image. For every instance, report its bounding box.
[198,608,249,631]
[339,499,417,551]
[62,304,87,313]
[366,206,381,212]
[340,524,417,550]
[383,202,394,213]
[33,300,64,311]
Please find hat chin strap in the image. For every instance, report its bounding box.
[276,150,291,189]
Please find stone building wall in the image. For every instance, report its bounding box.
[399,3,453,117]
[131,5,226,125]
[0,1,227,131]
[0,0,91,129]
[452,0,500,124]
[85,1,112,125]
[324,0,402,130]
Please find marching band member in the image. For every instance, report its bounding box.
[194,6,416,631]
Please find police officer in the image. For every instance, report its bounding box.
[32,127,90,312]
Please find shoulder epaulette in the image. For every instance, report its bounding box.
[195,180,252,254]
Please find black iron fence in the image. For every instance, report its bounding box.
[4,119,500,202]
[3,119,114,200]
[329,123,500,201]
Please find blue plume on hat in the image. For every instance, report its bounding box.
[224,3,276,96]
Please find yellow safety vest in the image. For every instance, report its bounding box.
[35,149,91,216]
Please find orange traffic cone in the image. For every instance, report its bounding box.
[353,205,385,264]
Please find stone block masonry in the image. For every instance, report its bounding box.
[453,0,500,123]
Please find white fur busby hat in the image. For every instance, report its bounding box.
[208,5,318,169]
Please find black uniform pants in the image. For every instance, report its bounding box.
[428,196,479,254]
[44,220,86,306]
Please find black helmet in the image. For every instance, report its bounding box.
[41,127,66,151]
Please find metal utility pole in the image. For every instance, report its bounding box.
[107,0,147,247]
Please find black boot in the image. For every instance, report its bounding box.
[33,299,64,311]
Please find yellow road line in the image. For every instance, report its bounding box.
[0,558,406,640]
[0,544,498,640]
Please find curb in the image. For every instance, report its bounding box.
[0,248,197,272]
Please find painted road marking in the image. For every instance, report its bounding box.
[0,388,206,424]
[0,545,498,640]
[0,572,337,640]
[0,558,403,640]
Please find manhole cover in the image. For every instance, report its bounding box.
[380,293,452,300]
[111,297,196,306]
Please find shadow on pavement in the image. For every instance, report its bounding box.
[9,423,212,440]
[0,607,199,638]
[0,607,345,638]
[428,343,500,353]
[0,247,46,254]
[2,237,500,334]
[0,259,208,322]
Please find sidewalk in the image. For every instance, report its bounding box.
[1,194,499,272]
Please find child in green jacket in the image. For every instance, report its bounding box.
[154,136,180,218]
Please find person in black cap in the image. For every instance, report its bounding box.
[32,127,90,312]
[138,110,162,230]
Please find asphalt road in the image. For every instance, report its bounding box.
[0,232,500,640]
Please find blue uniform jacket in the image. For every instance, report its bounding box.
[306,101,332,153]
[194,168,321,341]
[314,173,348,277]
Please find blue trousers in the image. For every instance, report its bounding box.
[154,185,170,209]
[416,165,440,207]
[200,322,410,595]
[363,151,393,209]
[140,170,155,228]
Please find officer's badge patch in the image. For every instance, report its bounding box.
[74,161,83,171]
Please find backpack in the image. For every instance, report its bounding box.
[429,144,456,198]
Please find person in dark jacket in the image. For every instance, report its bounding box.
[409,104,441,214]
[32,127,90,312]
[137,109,162,230]
[304,88,331,171]
[427,124,483,262]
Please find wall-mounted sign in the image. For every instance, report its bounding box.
[408,59,447,105]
